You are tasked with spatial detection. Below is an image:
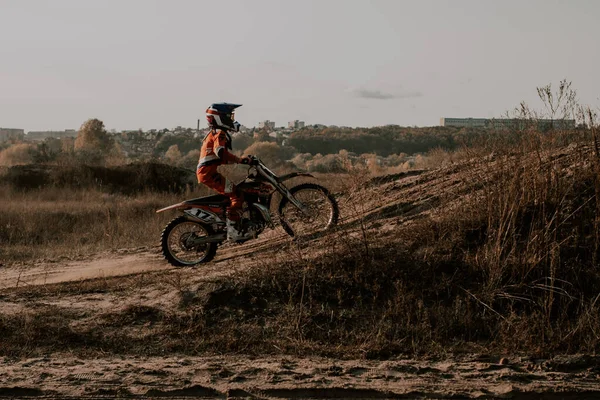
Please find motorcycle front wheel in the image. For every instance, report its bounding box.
[160,216,218,266]
[278,183,339,237]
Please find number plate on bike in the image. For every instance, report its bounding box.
[184,208,221,223]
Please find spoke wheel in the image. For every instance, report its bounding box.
[160,216,218,266]
[278,183,339,237]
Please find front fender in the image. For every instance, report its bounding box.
[277,172,314,182]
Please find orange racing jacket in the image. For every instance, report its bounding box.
[197,129,241,168]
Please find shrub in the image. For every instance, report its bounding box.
[244,141,294,167]
[164,144,182,163]
[0,143,39,166]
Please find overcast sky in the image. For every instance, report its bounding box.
[1,0,599,131]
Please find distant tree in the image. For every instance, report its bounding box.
[177,149,199,169]
[254,129,272,143]
[306,153,348,173]
[154,134,198,156]
[61,137,75,154]
[288,125,466,156]
[105,142,127,166]
[243,141,292,167]
[74,118,113,153]
[232,133,254,154]
[164,144,182,163]
[43,137,62,153]
[33,142,52,163]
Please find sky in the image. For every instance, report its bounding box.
[0,0,599,131]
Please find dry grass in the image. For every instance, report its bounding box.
[176,128,600,357]
[0,186,201,262]
[0,167,351,263]
[2,129,600,358]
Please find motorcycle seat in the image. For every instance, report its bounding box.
[182,194,230,207]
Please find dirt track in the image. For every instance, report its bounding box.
[0,169,439,291]
[2,354,600,399]
[0,229,291,290]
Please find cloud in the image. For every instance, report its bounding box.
[352,88,423,100]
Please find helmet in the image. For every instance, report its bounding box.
[206,103,242,132]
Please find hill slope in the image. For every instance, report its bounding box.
[1,141,600,396]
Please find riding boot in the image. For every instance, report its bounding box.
[226,218,253,242]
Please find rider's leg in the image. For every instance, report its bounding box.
[197,165,232,194]
[197,166,248,241]
[226,192,244,221]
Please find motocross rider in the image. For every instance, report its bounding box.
[197,103,256,242]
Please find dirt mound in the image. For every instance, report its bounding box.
[173,142,600,357]
[0,162,196,193]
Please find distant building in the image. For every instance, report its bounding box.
[288,120,305,129]
[440,117,576,130]
[258,120,276,130]
[0,128,25,142]
[440,118,488,128]
[26,130,78,141]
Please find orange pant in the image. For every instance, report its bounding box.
[197,165,243,220]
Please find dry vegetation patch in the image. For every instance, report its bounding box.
[0,162,196,193]
[166,136,600,358]
[0,188,181,262]
[2,132,600,359]
[0,162,216,262]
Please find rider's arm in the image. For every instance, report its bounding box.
[215,131,242,164]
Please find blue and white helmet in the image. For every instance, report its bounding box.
[206,103,242,132]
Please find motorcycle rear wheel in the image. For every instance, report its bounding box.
[278,183,339,237]
[160,216,218,266]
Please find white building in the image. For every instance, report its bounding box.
[258,120,276,129]
[288,120,305,129]
[440,117,576,130]
[440,118,488,128]
[26,130,77,141]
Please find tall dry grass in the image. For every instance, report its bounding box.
[170,127,600,357]
[0,185,210,262]
[0,167,350,263]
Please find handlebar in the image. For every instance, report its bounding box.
[245,156,311,216]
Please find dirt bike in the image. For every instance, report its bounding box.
[156,156,339,266]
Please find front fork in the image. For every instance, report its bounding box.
[271,180,311,217]
[251,203,274,228]
[282,187,310,215]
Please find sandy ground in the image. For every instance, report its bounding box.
[2,354,600,399]
[3,248,600,398]
[0,229,290,291]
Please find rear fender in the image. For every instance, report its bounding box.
[156,202,186,213]
[277,172,314,182]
